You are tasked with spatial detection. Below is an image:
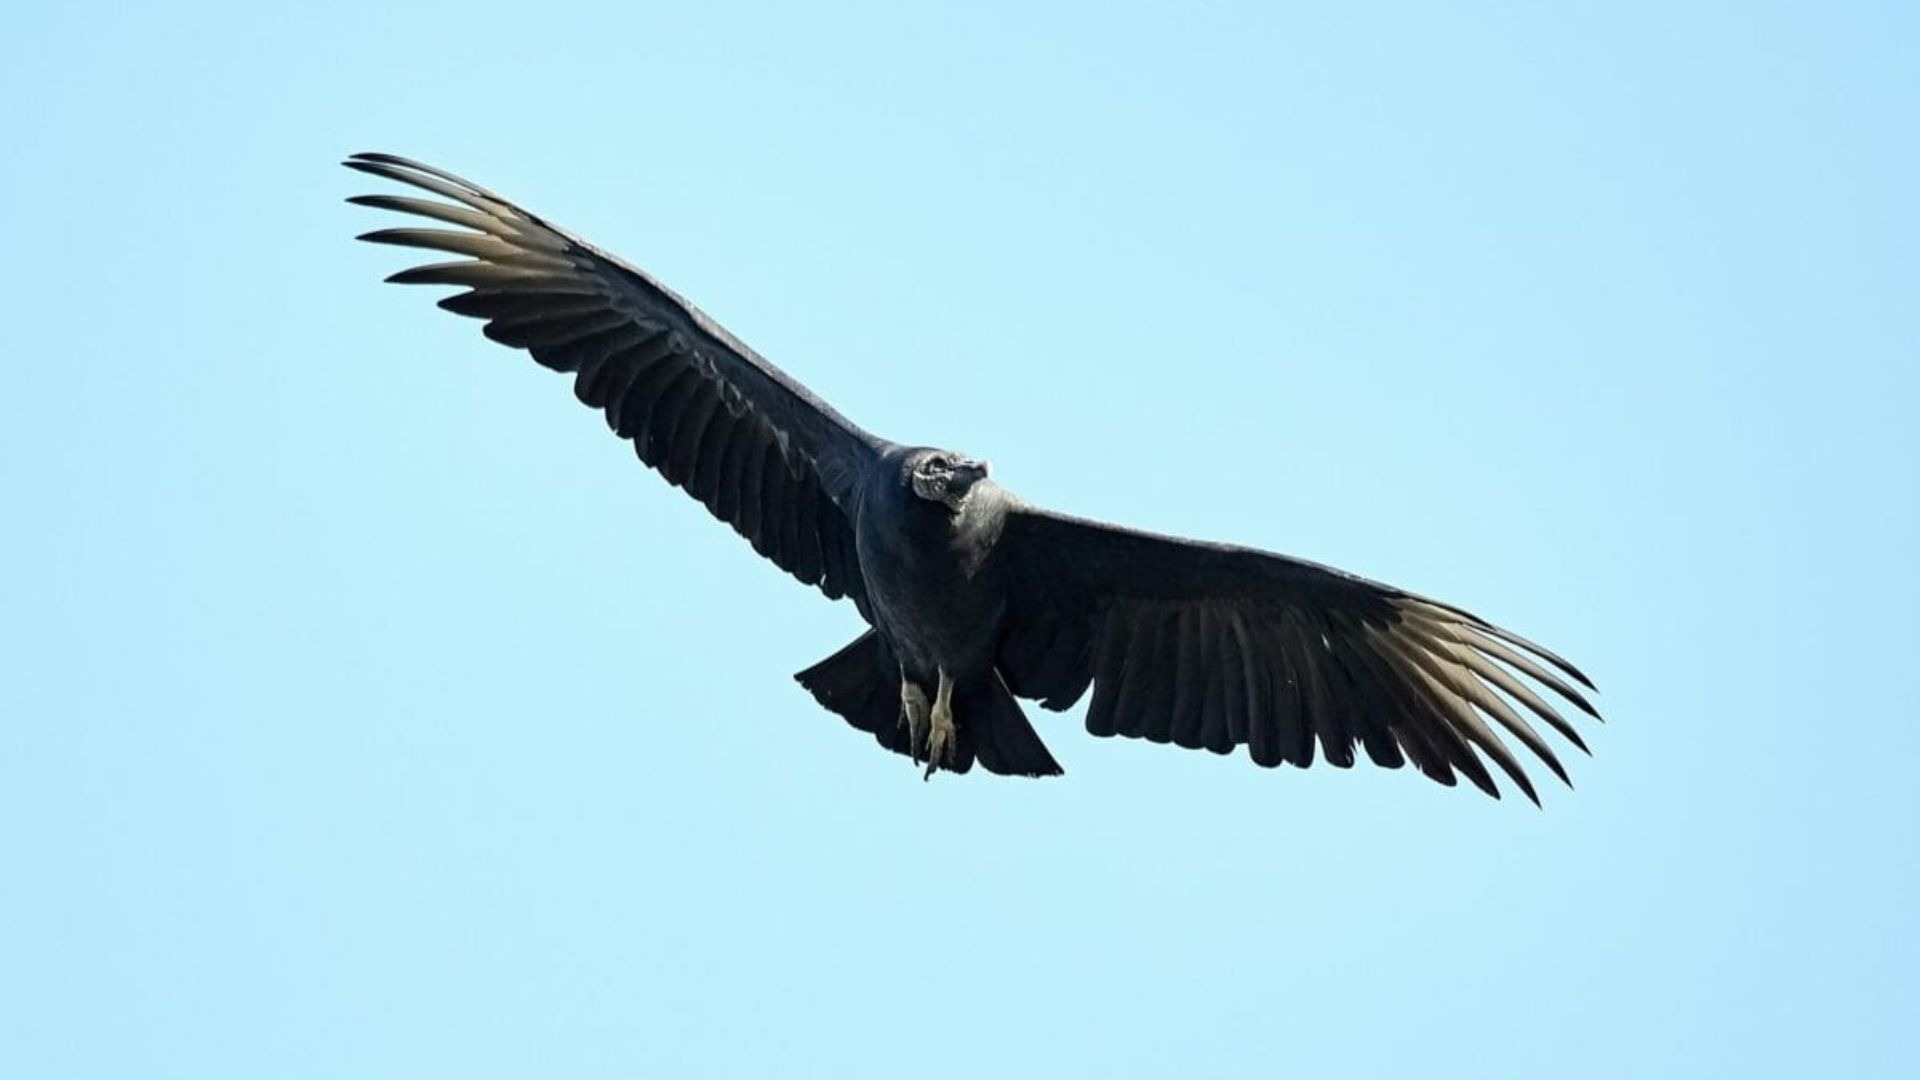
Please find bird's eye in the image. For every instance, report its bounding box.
[929,456,949,470]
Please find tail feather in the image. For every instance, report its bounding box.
[794,631,1063,778]
[959,672,1065,777]
[794,631,975,773]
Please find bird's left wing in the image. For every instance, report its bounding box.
[346,153,884,607]
[993,504,1601,802]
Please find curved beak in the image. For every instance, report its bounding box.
[955,458,992,487]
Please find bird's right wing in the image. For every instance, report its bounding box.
[994,505,1601,802]
[346,153,884,607]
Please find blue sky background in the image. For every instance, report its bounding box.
[4,2,1915,1077]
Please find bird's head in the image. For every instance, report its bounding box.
[908,448,993,512]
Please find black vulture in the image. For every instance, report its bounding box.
[346,153,1601,801]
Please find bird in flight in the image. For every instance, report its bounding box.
[346,152,1601,801]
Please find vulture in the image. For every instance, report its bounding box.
[346,152,1601,801]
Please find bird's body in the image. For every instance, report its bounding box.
[347,152,1603,800]
[851,449,1040,774]
[857,450,1008,687]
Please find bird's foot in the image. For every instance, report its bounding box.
[900,680,931,765]
[923,670,957,780]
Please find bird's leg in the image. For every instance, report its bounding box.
[924,668,957,780]
[899,677,931,766]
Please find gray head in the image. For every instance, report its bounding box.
[907,448,993,512]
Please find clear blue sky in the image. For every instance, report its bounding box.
[4,2,1915,1077]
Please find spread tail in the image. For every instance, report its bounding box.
[794,631,1064,777]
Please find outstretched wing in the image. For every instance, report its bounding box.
[994,505,1600,802]
[346,153,883,607]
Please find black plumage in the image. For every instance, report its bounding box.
[347,153,1601,801]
